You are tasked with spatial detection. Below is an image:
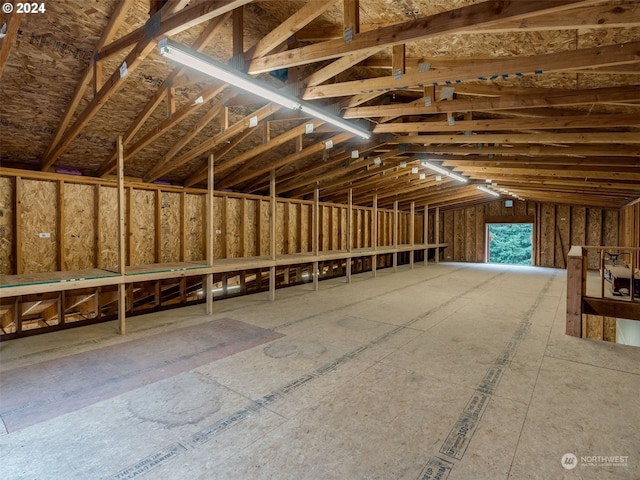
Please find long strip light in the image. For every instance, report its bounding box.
[477,185,500,197]
[158,39,371,139]
[420,161,468,183]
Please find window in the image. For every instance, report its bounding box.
[486,223,533,265]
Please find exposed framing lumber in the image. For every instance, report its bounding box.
[0,11,23,78]
[146,103,282,182]
[218,132,354,189]
[295,3,640,40]
[269,170,277,301]
[117,137,126,334]
[246,0,340,60]
[373,114,640,133]
[344,86,640,118]
[396,132,640,145]
[40,0,134,162]
[97,14,231,177]
[57,181,65,271]
[248,0,605,74]
[98,0,251,60]
[305,41,640,100]
[206,153,214,314]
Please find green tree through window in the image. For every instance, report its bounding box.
[488,223,533,265]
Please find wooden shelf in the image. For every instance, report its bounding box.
[124,262,211,282]
[0,269,121,296]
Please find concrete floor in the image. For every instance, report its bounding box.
[1,262,639,480]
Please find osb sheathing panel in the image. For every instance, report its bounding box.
[583,314,616,343]
[586,208,603,270]
[0,177,15,274]
[227,197,242,258]
[161,192,181,264]
[340,208,347,250]
[21,180,57,273]
[185,194,205,262]
[555,205,570,268]
[364,210,371,249]
[321,206,329,252]
[212,196,223,259]
[603,209,619,249]
[276,202,285,255]
[571,207,587,248]
[300,204,310,253]
[540,203,555,268]
[287,203,299,254]
[98,186,118,269]
[130,189,155,266]
[245,199,258,257]
[64,183,96,270]
[260,200,270,256]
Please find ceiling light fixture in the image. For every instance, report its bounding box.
[420,161,468,183]
[477,185,500,197]
[159,39,371,140]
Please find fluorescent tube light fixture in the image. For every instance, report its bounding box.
[159,39,371,139]
[477,185,500,197]
[420,161,468,183]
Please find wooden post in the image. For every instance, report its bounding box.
[424,203,429,266]
[313,186,319,256]
[630,249,636,301]
[313,261,319,291]
[240,197,248,257]
[347,189,352,284]
[206,153,214,315]
[117,136,126,335]
[154,189,162,263]
[372,193,377,277]
[269,169,276,301]
[566,246,586,337]
[410,201,415,269]
[95,185,102,268]
[15,177,22,274]
[435,206,440,263]
[600,248,605,299]
[179,192,186,261]
[393,200,398,272]
[57,180,65,271]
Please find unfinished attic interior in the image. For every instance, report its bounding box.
[1,0,640,478]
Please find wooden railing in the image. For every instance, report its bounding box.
[566,245,640,338]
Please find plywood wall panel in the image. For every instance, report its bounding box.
[21,180,57,273]
[443,210,453,261]
[226,197,242,258]
[475,205,485,263]
[64,183,96,270]
[539,203,555,267]
[465,207,475,262]
[245,199,258,257]
[571,207,586,248]
[185,194,205,262]
[288,203,299,253]
[160,192,181,263]
[98,186,118,269]
[276,202,285,255]
[555,205,570,268]
[586,208,603,269]
[131,189,156,266]
[0,177,15,274]
[300,204,310,252]
[212,196,224,259]
[260,200,270,256]
[603,209,619,248]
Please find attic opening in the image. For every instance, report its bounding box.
[486,223,533,266]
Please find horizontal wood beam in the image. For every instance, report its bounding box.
[344,86,640,118]
[98,0,251,60]
[145,103,283,182]
[396,132,640,145]
[295,3,640,41]
[373,114,640,133]
[402,144,640,157]
[248,0,604,74]
[305,41,640,99]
